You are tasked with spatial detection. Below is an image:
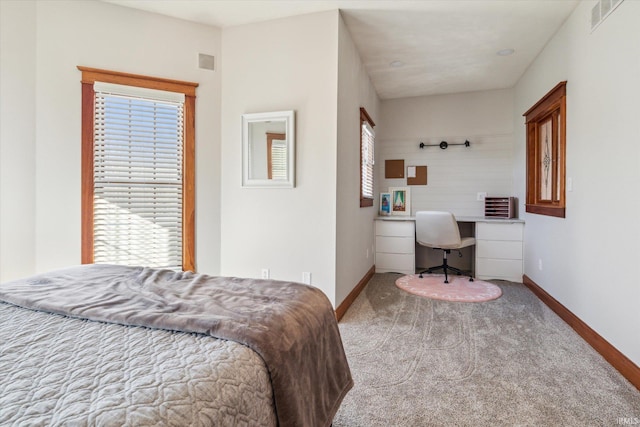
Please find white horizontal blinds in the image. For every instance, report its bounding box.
[361,121,375,199]
[271,140,287,180]
[93,82,185,270]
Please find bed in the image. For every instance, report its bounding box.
[0,264,353,426]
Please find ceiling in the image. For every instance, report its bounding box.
[104,0,579,99]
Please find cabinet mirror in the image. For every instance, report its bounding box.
[242,110,295,188]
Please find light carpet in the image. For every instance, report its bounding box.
[333,273,639,426]
[396,274,502,302]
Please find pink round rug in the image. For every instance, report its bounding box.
[395,274,502,302]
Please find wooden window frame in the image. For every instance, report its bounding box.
[360,107,375,208]
[523,81,567,218]
[78,66,198,271]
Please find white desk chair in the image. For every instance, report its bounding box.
[416,211,475,283]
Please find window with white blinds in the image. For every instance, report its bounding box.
[361,121,375,198]
[270,140,288,180]
[360,107,375,207]
[92,82,185,269]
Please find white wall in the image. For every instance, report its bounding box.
[377,89,515,218]
[514,0,640,366]
[1,3,381,308]
[19,1,222,275]
[335,14,380,306]
[220,11,340,304]
[0,0,37,282]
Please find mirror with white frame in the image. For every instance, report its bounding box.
[242,110,295,188]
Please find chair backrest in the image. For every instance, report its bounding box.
[415,211,462,249]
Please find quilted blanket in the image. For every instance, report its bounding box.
[0,264,353,427]
[0,302,277,426]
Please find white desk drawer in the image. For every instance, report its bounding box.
[477,240,522,260]
[376,253,415,272]
[375,220,415,237]
[476,258,522,281]
[476,222,523,241]
[376,236,415,254]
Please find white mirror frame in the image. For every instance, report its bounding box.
[242,110,295,188]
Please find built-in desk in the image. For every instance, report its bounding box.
[374,216,525,282]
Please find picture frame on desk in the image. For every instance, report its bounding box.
[390,187,410,216]
[379,192,391,216]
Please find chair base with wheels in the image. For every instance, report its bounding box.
[418,249,474,284]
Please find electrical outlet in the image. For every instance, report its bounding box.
[366,248,369,258]
[538,259,543,271]
[302,272,311,284]
[261,268,270,279]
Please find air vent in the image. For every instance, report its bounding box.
[198,53,215,71]
[591,0,624,32]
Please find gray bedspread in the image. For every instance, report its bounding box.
[0,264,353,427]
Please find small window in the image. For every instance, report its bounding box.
[79,67,198,271]
[267,132,287,180]
[523,81,567,218]
[360,107,375,208]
